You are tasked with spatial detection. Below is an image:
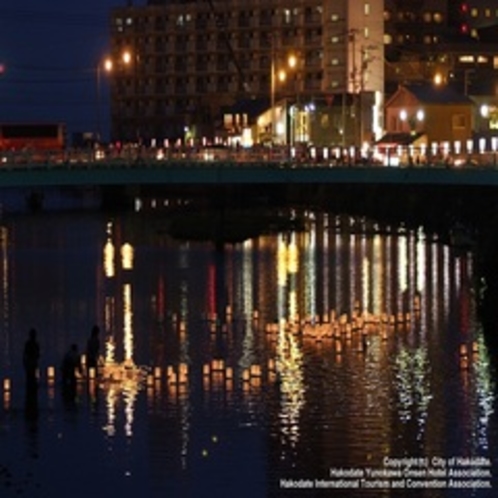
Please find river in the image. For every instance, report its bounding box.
[0,208,496,497]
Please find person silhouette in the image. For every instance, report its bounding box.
[61,344,82,394]
[85,325,100,376]
[23,328,40,390]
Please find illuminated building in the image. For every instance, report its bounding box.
[108,0,384,144]
[384,1,498,97]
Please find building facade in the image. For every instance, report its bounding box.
[108,0,384,145]
[384,0,498,96]
[384,84,474,145]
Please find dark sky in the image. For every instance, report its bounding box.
[0,1,144,141]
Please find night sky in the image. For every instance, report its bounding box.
[0,1,144,141]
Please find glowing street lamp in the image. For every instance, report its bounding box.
[288,54,297,70]
[104,58,113,73]
[96,56,114,142]
[270,42,299,145]
[480,104,489,118]
[122,50,132,66]
[116,49,140,141]
[433,73,443,86]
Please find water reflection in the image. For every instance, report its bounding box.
[0,211,495,496]
[394,346,431,438]
[277,324,305,451]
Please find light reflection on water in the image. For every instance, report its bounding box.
[0,211,496,497]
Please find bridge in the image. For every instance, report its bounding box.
[0,153,497,239]
[1,157,498,188]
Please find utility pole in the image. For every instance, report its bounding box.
[271,33,276,145]
[359,44,378,146]
[348,29,359,146]
[463,68,474,96]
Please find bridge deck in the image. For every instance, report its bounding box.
[0,160,498,188]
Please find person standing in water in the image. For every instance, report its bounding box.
[23,328,40,389]
[85,325,100,376]
[61,344,82,389]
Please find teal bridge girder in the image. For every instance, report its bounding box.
[1,160,498,188]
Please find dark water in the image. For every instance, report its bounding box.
[0,210,496,497]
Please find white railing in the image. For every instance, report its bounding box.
[1,144,498,169]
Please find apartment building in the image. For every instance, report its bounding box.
[384,0,498,96]
[108,0,384,144]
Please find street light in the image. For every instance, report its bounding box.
[120,49,140,142]
[270,47,298,145]
[102,50,134,142]
[270,40,276,145]
[96,57,113,142]
[433,73,444,86]
[286,53,302,146]
[122,50,132,66]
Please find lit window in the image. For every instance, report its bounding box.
[485,9,491,18]
[423,12,431,22]
[364,3,370,15]
[331,58,339,65]
[478,56,489,64]
[331,14,339,21]
[471,8,478,18]
[434,12,443,23]
[331,36,339,43]
[494,56,498,69]
[364,27,369,38]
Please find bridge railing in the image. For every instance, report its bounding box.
[1,145,498,169]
